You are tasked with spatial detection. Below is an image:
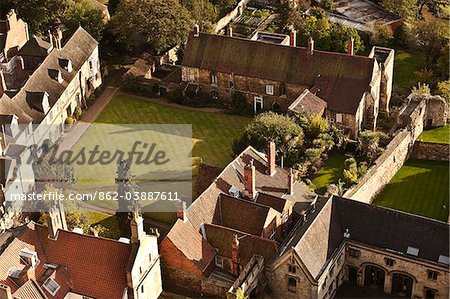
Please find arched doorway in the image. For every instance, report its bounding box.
[391,273,413,298]
[272,101,281,112]
[364,265,385,291]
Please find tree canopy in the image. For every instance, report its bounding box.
[110,0,192,53]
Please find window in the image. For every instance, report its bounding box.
[266,85,274,95]
[288,277,297,292]
[336,113,343,123]
[89,60,93,71]
[215,255,224,268]
[427,270,438,280]
[349,248,360,258]
[329,118,335,124]
[141,285,144,293]
[149,253,152,262]
[385,258,395,267]
[329,265,335,276]
[288,264,297,274]
[43,278,60,296]
[229,81,234,89]
[269,226,276,240]
[211,73,218,84]
[280,83,286,95]
[425,289,437,299]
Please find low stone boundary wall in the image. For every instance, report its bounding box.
[410,141,449,161]
[214,0,250,33]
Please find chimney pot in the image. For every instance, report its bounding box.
[193,24,200,37]
[307,37,314,55]
[289,30,297,47]
[227,26,233,37]
[267,141,276,176]
[347,37,354,55]
[244,159,256,199]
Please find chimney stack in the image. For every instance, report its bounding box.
[176,200,187,222]
[288,168,294,195]
[231,234,240,276]
[48,202,67,239]
[130,211,145,244]
[244,159,256,199]
[347,37,354,55]
[193,24,199,37]
[226,26,233,37]
[50,27,63,50]
[289,30,297,47]
[0,284,12,299]
[267,140,276,176]
[307,37,314,55]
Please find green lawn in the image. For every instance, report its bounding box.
[311,152,347,195]
[373,159,449,222]
[418,125,450,144]
[96,95,250,167]
[393,50,425,93]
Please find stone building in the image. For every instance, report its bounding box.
[267,196,449,299]
[0,205,162,299]
[181,28,394,137]
[161,142,317,297]
[0,10,28,62]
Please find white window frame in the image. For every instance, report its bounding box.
[211,74,218,85]
[43,278,60,296]
[266,84,274,95]
[336,113,343,123]
[254,96,263,114]
[215,255,224,268]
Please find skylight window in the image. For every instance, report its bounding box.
[406,246,419,256]
[43,278,61,296]
[438,255,449,265]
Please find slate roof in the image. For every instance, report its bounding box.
[288,89,328,116]
[17,36,51,57]
[283,196,450,280]
[8,27,97,124]
[183,33,376,114]
[0,222,133,299]
[204,223,280,266]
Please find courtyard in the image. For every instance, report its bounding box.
[311,152,348,194]
[417,124,450,144]
[373,159,449,222]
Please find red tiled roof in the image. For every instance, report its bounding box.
[0,222,133,299]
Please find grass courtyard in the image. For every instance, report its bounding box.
[393,50,425,93]
[311,152,347,195]
[95,95,250,167]
[417,125,450,144]
[373,159,449,222]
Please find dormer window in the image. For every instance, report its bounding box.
[43,278,60,296]
[59,58,72,72]
[19,248,38,268]
[48,69,63,83]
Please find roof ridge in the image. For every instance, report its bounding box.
[205,223,280,245]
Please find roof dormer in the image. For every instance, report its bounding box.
[58,58,72,73]
[25,91,50,114]
[19,248,39,268]
[48,68,63,83]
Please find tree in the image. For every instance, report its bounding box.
[238,112,304,165]
[181,0,216,32]
[115,160,138,237]
[358,130,384,161]
[413,20,446,65]
[380,0,418,20]
[370,24,394,46]
[436,44,449,79]
[13,0,70,35]
[110,0,192,53]
[436,80,450,101]
[63,0,105,40]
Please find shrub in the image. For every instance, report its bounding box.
[436,80,450,101]
[305,114,330,139]
[370,24,393,46]
[358,161,368,177]
[166,87,184,104]
[344,157,357,171]
[231,92,251,114]
[343,168,358,185]
[65,116,75,125]
[304,147,323,165]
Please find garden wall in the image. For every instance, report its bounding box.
[214,0,250,33]
[343,98,428,203]
[410,141,450,161]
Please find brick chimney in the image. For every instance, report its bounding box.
[176,200,187,222]
[50,27,63,50]
[130,212,145,244]
[244,159,256,199]
[231,234,240,276]
[0,284,12,299]
[193,24,199,37]
[347,37,354,55]
[48,202,67,239]
[307,37,314,55]
[267,140,276,176]
[288,168,294,195]
[289,30,297,47]
[226,26,233,37]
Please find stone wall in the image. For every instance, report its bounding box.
[214,0,250,33]
[411,141,450,161]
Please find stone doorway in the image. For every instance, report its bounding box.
[391,273,413,298]
[348,267,358,285]
[364,265,385,292]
